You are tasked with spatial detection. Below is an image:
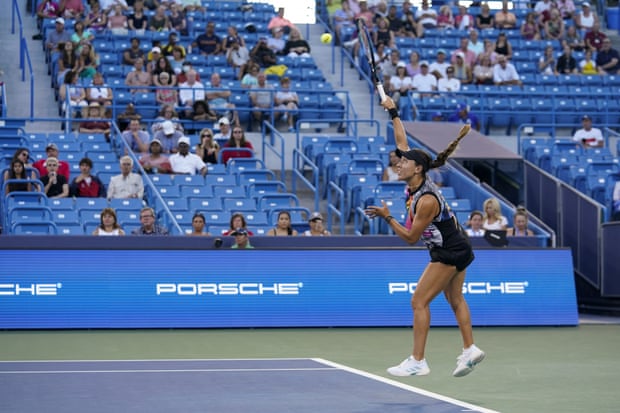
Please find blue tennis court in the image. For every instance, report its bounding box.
[0,358,499,413]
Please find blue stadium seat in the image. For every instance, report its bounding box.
[213,186,246,198]
[247,180,287,199]
[206,174,237,187]
[180,185,213,199]
[237,169,276,185]
[11,222,58,235]
[52,210,80,225]
[75,197,108,211]
[117,210,141,226]
[188,197,224,212]
[48,198,75,210]
[258,193,300,211]
[448,198,472,212]
[150,174,175,186]
[110,198,144,210]
[223,198,258,212]
[175,175,205,186]
[57,223,86,235]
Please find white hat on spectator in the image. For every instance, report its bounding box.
[218,117,230,125]
[162,121,175,134]
[177,136,191,146]
[55,17,65,25]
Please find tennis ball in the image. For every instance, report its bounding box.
[320,33,332,44]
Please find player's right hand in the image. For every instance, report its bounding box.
[380,96,396,111]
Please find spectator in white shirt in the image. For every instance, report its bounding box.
[493,55,523,86]
[429,49,451,79]
[412,61,437,97]
[572,115,604,148]
[107,156,144,200]
[178,69,205,117]
[226,38,251,81]
[389,62,413,109]
[169,136,208,176]
[437,65,461,93]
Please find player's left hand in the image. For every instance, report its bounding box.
[365,200,390,219]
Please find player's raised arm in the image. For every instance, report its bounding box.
[381,96,409,153]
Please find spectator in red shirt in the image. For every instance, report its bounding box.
[32,143,70,180]
[584,21,607,51]
[69,157,106,197]
[221,127,254,165]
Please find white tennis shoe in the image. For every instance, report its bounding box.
[387,356,430,377]
[452,344,485,377]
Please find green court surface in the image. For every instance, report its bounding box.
[1,325,618,413]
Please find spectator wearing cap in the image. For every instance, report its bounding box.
[267,27,286,55]
[192,21,222,56]
[79,102,111,136]
[572,115,604,148]
[303,212,331,236]
[389,62,413,110]
[122,119,150,154]
[45,17,71,53]
[226,37,251,81]
[69,157,106,198]
[438,65,462,92]
[108,156,144,200]
[448,103,480,132]
[178,69,206,117]
[411,61,437,98]
[169,137,208,176]
[34,0,59,40]
[585,22,608,51]
[451,37,477,69]
[574,1,598,34]
[596,38,620,74]
[213,117,232,142]
[267,7,298,34]
[429,49,450,79]
[33,143,71,180]
[152,120,184,153]
[139,139,172,173]
[231,228,254,249]
[148,5,171,31]
[493,55,522,86]
[146,46,163,72]
[274,77,299,132]
[122,37,145,66]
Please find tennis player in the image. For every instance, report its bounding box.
[365,96,485,377]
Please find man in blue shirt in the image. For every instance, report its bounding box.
[447,103,480,132]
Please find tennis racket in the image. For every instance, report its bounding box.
[456,124,471,141]
[356,18,387,103]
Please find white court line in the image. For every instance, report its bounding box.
[313,358,502,413]
[0,358,316,363]
[0,367,335,374]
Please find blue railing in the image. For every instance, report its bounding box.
[11,0,35,119]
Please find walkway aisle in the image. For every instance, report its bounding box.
[1,2,58,132]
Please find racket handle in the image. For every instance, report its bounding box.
[376,83,387,103]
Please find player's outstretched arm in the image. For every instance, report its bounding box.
[381,96,409,153]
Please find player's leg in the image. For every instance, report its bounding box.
[444,269,485,377]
